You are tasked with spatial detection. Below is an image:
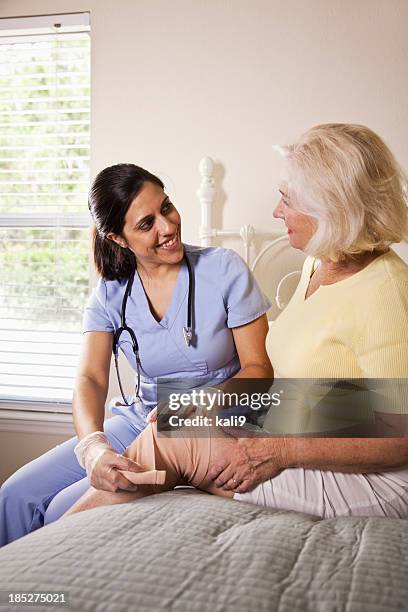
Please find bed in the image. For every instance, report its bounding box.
[1,488,408,612]
[0,157,407,612]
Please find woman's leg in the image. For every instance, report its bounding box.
[63,422,236,517]
[62,421,408,520]
[0,414,143,546]
[234,467,408,518]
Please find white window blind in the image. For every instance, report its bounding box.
[0,13,90,409]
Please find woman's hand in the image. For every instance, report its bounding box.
[209,435,408,490]
[89,449,146,492]
[207,437,285,494]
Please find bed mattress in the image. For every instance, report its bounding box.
[0,488,407,611]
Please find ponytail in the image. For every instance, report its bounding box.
[92,226,136,280]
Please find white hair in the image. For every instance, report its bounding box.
[275,124,408,261]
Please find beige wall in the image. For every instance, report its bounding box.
[0,432,69,484]
[1,0,408,477]
[2,0,407,242]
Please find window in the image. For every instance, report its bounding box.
[0,13,90,409]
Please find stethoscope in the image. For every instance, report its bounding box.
[112,252,194,406]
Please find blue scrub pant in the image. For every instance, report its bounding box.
[0,415,145,548]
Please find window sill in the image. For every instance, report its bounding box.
[0,406,75,436]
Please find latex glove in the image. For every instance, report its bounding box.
[74,431,144,492]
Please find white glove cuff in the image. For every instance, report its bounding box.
[74,431,113,471]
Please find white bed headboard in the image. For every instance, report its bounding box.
[196,157,304,316]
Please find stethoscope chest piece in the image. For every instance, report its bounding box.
[183,326,193,347]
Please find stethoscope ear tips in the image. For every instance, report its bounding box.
[183,326,193,347]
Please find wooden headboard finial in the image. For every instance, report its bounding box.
[199,156,214,179]
[197,156,216,247]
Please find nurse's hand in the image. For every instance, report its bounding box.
[90,450,146,493]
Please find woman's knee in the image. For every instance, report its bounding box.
[127,422,217,488]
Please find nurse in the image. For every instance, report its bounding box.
[0,163,272,546]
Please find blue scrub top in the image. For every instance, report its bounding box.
[83,245,271,425]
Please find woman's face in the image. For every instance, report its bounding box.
[109,181,183,267]
[273,184,316,251]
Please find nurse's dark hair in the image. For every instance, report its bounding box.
[89,163,164,280]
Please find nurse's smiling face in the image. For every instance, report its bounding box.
[273,184,316,251]
[109,181,184,268]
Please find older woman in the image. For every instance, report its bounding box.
[65,123,408,520]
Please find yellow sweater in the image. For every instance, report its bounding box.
[265,250,408,433]
[267,249,408,379]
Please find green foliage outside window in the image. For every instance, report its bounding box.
[0,35,90,331]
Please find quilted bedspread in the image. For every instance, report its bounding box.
[0,488,407,611]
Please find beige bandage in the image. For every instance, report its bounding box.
[118,469,166,485]
[122,422,211,490]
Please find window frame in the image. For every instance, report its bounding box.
[0,12,91,421]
